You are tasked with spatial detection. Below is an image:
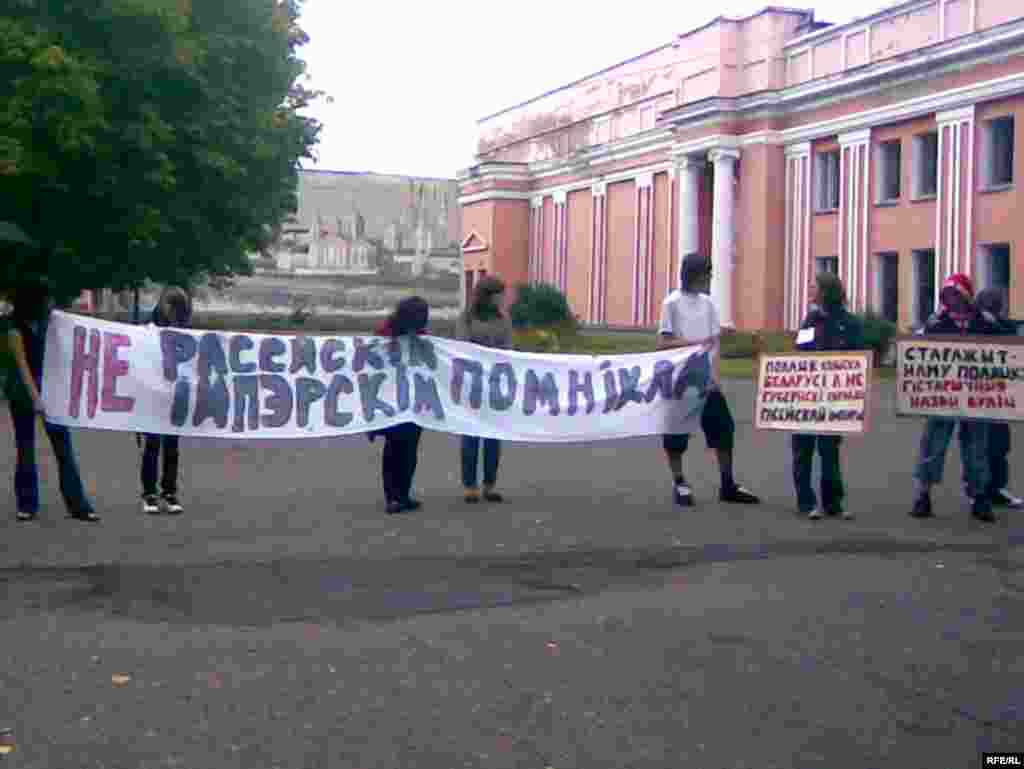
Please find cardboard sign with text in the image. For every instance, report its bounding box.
[755,351,874,434]
[896,335,1024,422]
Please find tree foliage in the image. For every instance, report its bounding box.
[0,0,322,295]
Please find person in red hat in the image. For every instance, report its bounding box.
[911,273,1001,522]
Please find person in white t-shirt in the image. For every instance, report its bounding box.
[657,253,760,507]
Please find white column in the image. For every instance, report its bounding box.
[675,156,702,263]
[709,148,739,329]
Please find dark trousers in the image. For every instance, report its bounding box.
[461,436,501,488]
[141,434,180,497]
[381,422,422,502]
[8,402,93,514]
[662,389,735,454]
[791,434,844,513]
[988,422,1011,494]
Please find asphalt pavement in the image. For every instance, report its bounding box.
[1,379,1022,768]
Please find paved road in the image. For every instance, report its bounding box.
[1,379,1022,768]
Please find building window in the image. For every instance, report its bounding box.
[815,151,840,211]
[874,252,899,324]
[591,116,611,146]
[816,256,839,275]
[983,116,1015,188]
[876,140,902,203]
[977,243,1011,310]
[912,248,936,328]
[912,132,938,199]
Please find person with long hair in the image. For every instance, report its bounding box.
[456,275,512,503]
[139,286,193,514]
[793,273,863,519]
[3,279,98,522]
[369,296,430,514]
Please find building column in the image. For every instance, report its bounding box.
[675,155,703,269]
[590,182,607,324]
[936,106,976,288]
[553,189,568,293]
[838,129,870,313]
[633,173,654,326]
[529,196,543,283]
[709,148,740,329]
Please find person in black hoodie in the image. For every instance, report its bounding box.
[139,286,192,514]
[793,273,863,520]
[911,273,1000,522]
[975,288,1022,509]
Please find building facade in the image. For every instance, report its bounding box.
[458,2,1023,330]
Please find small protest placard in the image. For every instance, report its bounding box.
[896,335,1024,422]
[755,351,873,434]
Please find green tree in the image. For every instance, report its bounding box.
[0,0,323,296]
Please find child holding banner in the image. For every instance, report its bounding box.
[456,275,512,504]
[657,253,760,508]
[370,296,430,514]
[793,273,863,519]
[975,288,1022,509]
[3,279,98,522]
[911,274,1000,522]
[139,286,192,515]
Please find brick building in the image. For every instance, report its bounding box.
[458,2,1022,330]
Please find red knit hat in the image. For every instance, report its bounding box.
[942,273,974,301]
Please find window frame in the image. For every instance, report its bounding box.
[815,150,841,213]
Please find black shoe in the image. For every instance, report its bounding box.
[991,489,1024,508]
[673,482,694,507]
[141,494,161,515]
[910,493,933,518]
[16,510,37,522]
[161,494,184,515]
[971,496,996,523]
[386,500,405,515]
[721,484,760,504]
[482,488,503,503]
[400,498,422,512]
[68,509,100,522]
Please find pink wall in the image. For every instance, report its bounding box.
[651,172,672,318]
[566,189,593,321]
[605,181,636,326]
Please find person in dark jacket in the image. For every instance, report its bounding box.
[139,286,192,514]
[911,273,1001,522]
[793,272,864,520]
[974,288,1022,508]
[4,279,98,522]
[455,275,512,503]
[369,296,429,514]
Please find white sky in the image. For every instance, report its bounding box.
[297,0,888,179]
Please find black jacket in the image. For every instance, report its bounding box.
[922,308,1001,337]
[796,305,863,353]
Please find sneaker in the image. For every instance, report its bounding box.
[910,493,933,518]
[68,510,100,522]
[16,510,37,522]
[400,498,422,512]
[141,495,161,515]
[482,487,504,503]
[807,507,823,520]
[841,509,855,520]
[162,494,184,515]
[464,488,481,504]
[386,500,405,515]
[992,489,1023,508]
[720,484,760,504]
[673,482,694,507]
[971,496,996,523]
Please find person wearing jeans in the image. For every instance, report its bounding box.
[4,279,98,522]
[456,276,512,503]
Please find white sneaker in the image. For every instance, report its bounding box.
[841,509,855,520]
[807,508,823,520]
[994,489,1023,508]
[673,482,694,507]
[141,495,161,514]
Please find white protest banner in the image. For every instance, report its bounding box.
[896,334,1024,422]
[754,351,873,434]
[41,311,713,442]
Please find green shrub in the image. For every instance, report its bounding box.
[509,283,577,330]
[856,312,898,365]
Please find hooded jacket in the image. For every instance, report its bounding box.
[923,274,999,336]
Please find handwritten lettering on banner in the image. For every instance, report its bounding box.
[41,311,714,442]
[755,351,873,434]
[896,335,1024,422]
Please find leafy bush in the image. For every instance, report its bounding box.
[719,331,795,359]
[509,283,577,330]
[856,312,898,365]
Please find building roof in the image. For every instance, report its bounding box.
[477,6,818,124]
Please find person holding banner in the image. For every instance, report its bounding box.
[3,279,99,522]
[370,296,430,514]
[911,274,1000,522]
[793,273,863,520]
[657,253,760,508]
[975,288,1023,509]
[139,286,193,515]
[456,275,512,504]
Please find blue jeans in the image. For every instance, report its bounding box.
[914,418,989,499]
[8,403,93,514]
[461,435,501,488]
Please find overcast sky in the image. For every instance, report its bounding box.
[297,0,888,179]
